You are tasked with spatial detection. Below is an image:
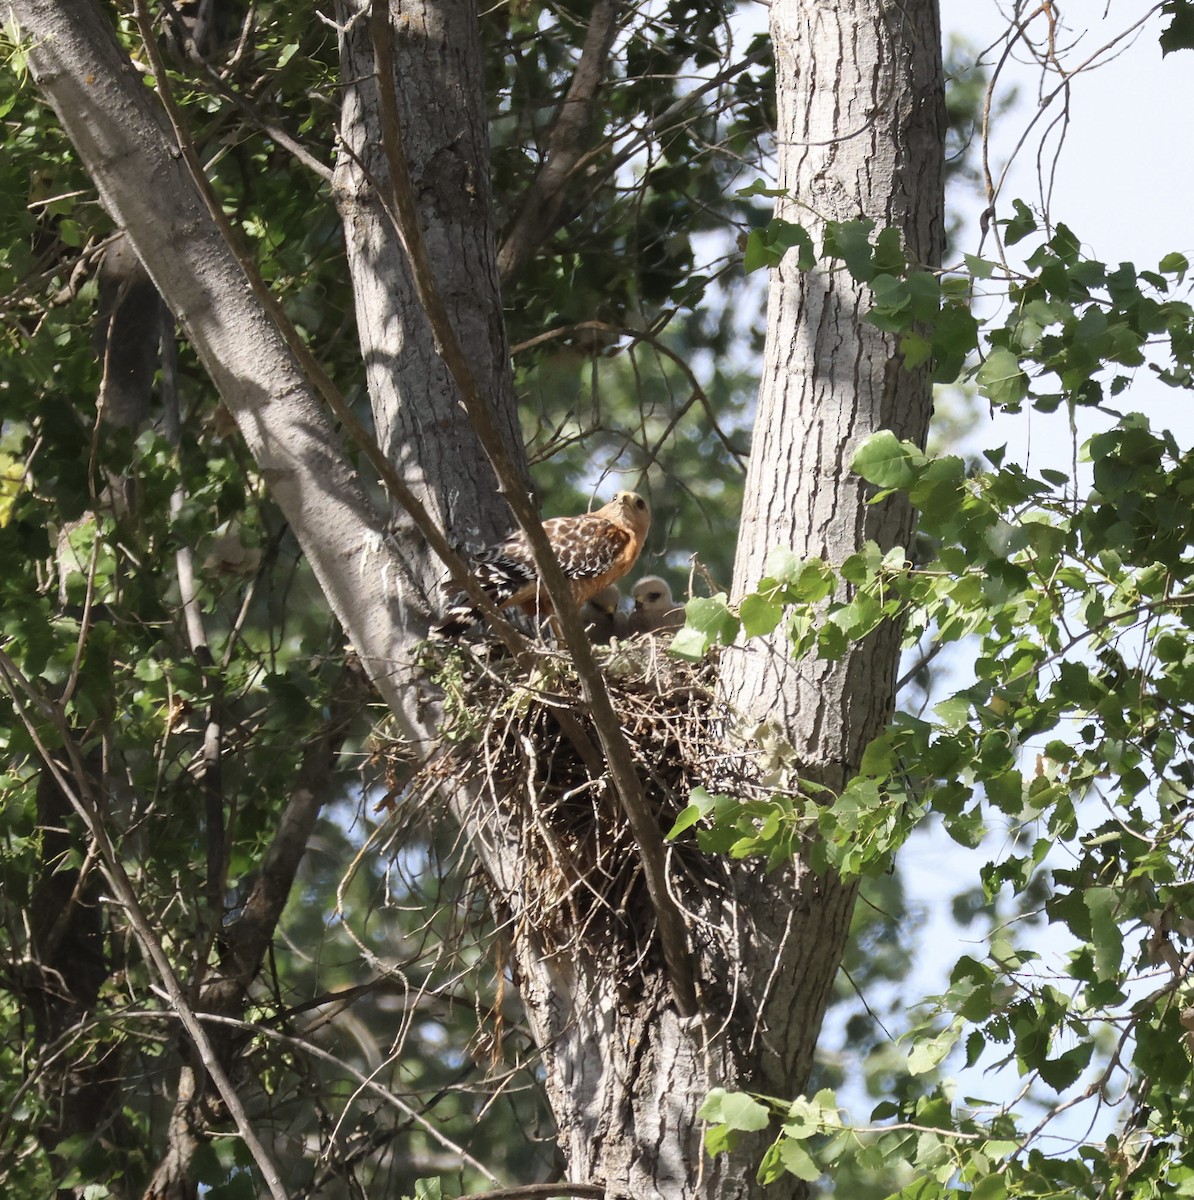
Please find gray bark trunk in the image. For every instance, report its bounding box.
[10,0,425,732]
[522,3,946,1192]
[717,0,947,1184]
[334,0,525,556]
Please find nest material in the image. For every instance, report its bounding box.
[421,638,746,965]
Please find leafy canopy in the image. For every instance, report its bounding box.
[678,199,1194,1197]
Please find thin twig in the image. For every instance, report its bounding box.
[462,1185,605,1200]
[158,319,227,928]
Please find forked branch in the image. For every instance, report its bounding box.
[497,0,620,283]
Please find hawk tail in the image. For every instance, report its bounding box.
[430,560,532,637]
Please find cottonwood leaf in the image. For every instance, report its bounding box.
[852,430,927,490]
[699,1089,770,1132]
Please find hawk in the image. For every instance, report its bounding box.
[580,583,625,644]
[627,575,684,635]
[433,491,651,636]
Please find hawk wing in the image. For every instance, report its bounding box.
[544,515,632,582]
[432,493,649,636]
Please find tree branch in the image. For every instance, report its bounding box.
[143,662,365,1198]
[216,663,363,996]
[464,1186,605,1200]
[567,43,771,219]
[496,0,620,284]
[368,0,696,1016]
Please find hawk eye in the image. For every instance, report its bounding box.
[634,497,646,510]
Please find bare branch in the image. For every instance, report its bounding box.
[368,0,697,1016]
[497,0,620,283]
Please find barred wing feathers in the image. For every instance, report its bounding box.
[433,491,650,637]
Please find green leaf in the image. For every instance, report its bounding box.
[703,1123,735,1156]
[1083,887,1124,980]
[793,558,837,602]
[1003,198,1037,245]
[824,218,877,281]
[413,1177,444,1200]
[965,253,996,279]
[669,625,711,660]
[666,804,704,840]
[736,180,789,198]
[970,1176,1008,1200]
[889,1179,943,1200]
[1159,250,1189,280]
[756,1141,786,1186]
[975,346,1028,408]
[763,546,802,582]
[740,592,782,638]
[744,219,816,273]
[1161,0,1194,53]
[907,1025,960,1075]
[698,1089,771,1132]
[777,1138,820,1182]
[859,732,898,777]
[669,593,739,660]
[1039,1042,1094,1091]
[852,430,928,490]
[665,787,723,840]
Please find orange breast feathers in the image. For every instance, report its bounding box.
[433,492,651,636]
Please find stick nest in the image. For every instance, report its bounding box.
[410,638,749,965]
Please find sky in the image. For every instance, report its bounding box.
[940,0,1194,462]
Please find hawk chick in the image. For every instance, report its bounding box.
[627,575,684,635]
[580,583,626,643]
[433,492,651,636]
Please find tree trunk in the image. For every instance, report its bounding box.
[12,0,946,1196]
[502,1,947,1192]
[719,0,947,1159]
[333,0,524,584]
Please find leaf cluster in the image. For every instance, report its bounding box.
[678,207,1194,1194]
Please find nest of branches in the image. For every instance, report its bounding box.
[409,637,750,968]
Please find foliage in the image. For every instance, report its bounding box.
[676,177,1194,1196]
[0,0,1177,1197]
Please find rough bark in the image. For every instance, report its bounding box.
[719,0,948,1155]
[11,0,424,728]
[334,0,525,560]
[333,1,711,1192]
